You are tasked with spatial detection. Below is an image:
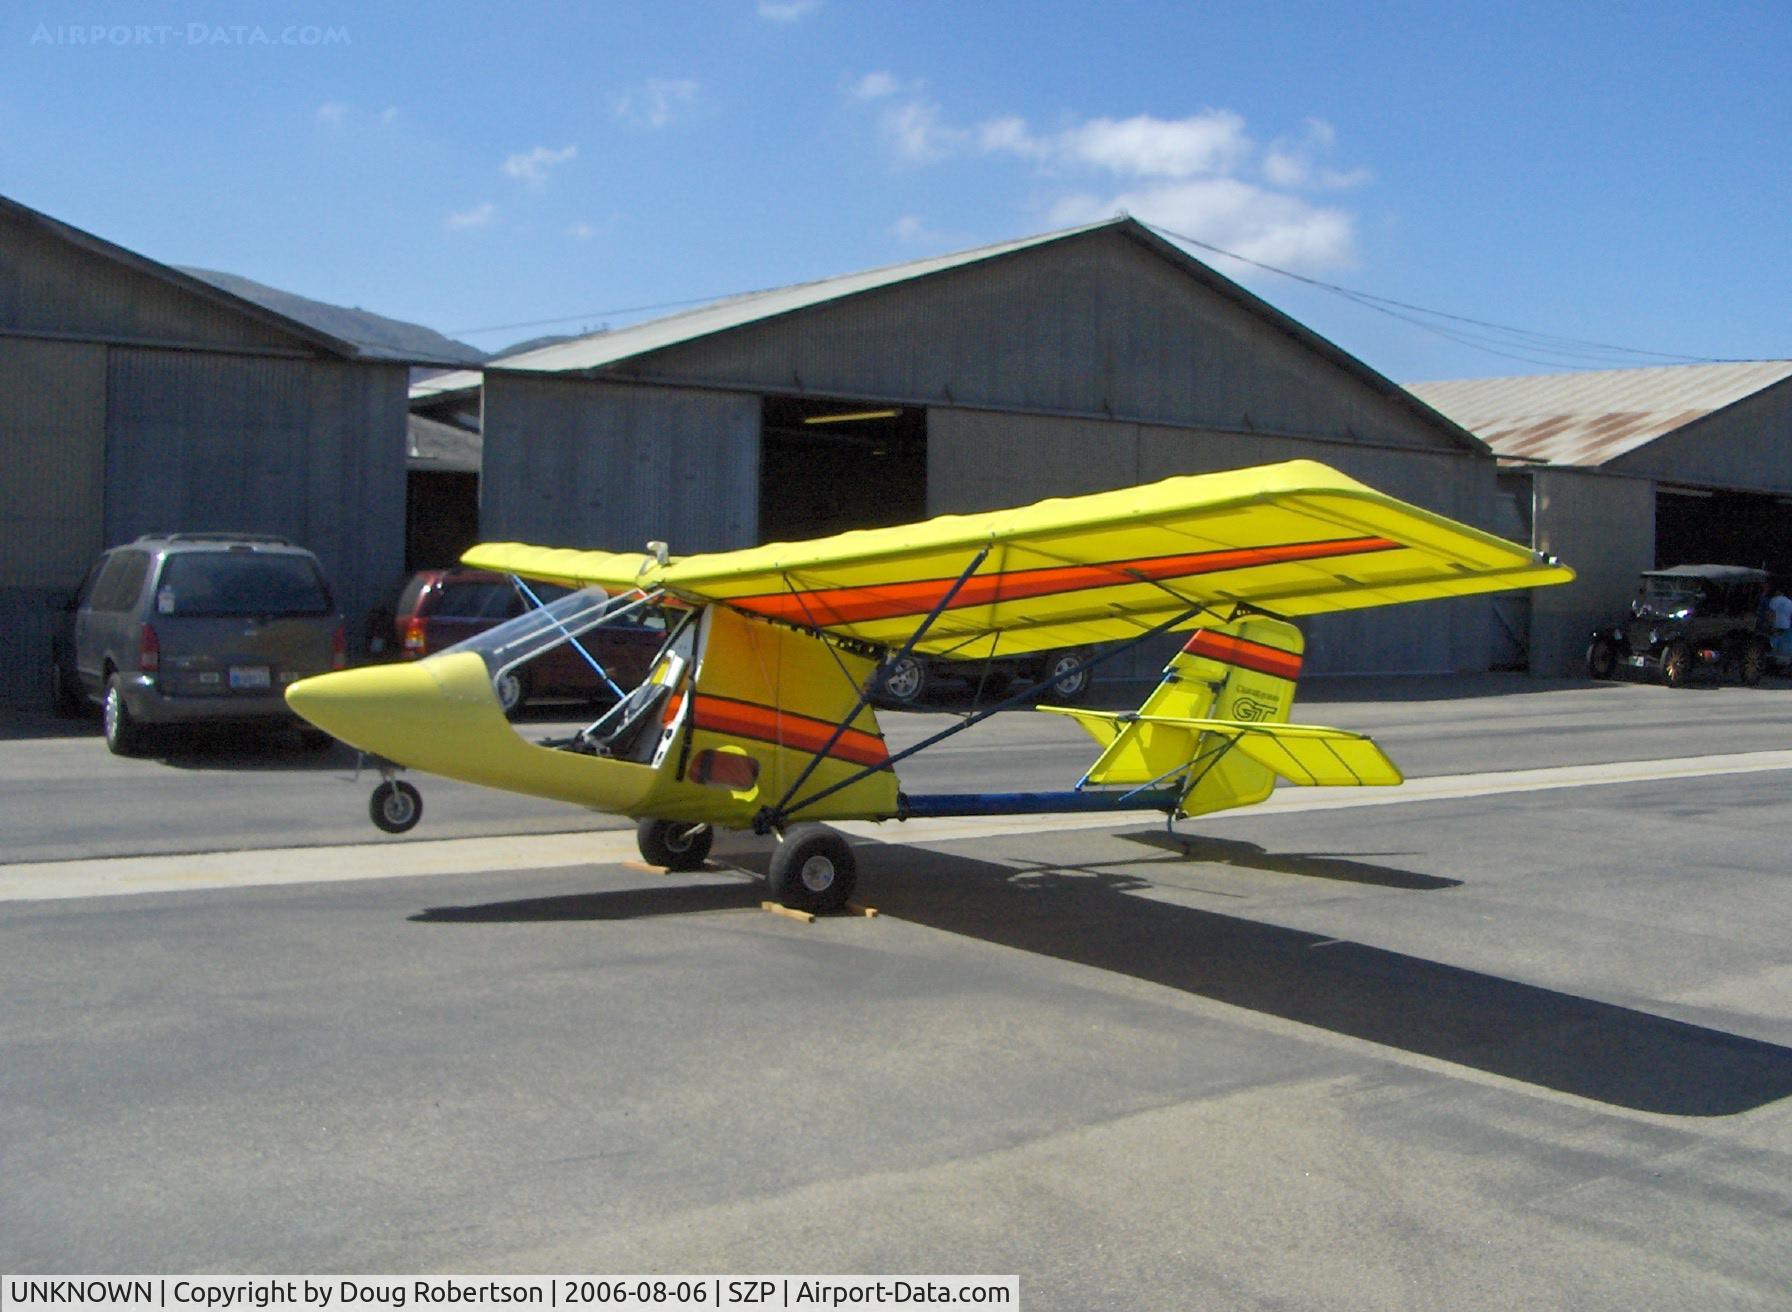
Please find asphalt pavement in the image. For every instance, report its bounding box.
[2,675,1790,1308]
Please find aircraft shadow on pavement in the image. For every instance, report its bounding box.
[404,836,1792,1117]
[1121,831,1460,890]
[856,842,1792,1118]
[412,877,764,923]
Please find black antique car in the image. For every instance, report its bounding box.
[1586,564,1771,687]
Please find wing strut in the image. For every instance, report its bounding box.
[510,574,629,702]
[753,599,1209,833]
[765,545,990,825]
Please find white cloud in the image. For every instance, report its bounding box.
[849,85,1366,272]
[883,98,968,164]
[758,0,821,20]
[315,100,350,127]
[1263,118,1370,190]
[1050,178,1357,271]
[568,221,597,240]
[847,70,902,101]
[445,202,498,231]
[503,143,578,185]
[613,79,699,129]
[1055,112,1252,178]
[379,106,400,127]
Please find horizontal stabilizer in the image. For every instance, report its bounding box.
[1041,708,1402,788]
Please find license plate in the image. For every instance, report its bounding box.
[229,665,271,690]
[1625,655,1648,668]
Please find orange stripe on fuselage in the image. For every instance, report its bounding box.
[689,694,891,770]
[727,537,1401,628]
[1182,630,1304,681]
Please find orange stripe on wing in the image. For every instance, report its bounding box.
[1183,630,1304,681]
[690,694,891,770]
[728,537,1400,627]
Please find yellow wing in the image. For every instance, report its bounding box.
[463,459,1572,656]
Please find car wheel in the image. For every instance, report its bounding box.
[1659,641,1692,688]
[1739,639,1767,687]
[875,654,929,706]
[636,817,714,871]
[495,668,530,719]
[1041,648,1093,702]
[1585,637,1617,680]
[369,780,423,833]
[766,825,857,914]
[102,675,150,756]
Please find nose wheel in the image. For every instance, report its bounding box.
[369,778,423,834]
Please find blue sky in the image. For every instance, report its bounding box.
[4,0,1787,380]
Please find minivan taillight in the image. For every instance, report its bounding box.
[139,623,160,675]
[331,623,347,671]
[402,618,427,657]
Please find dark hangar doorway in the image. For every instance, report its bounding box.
[759,395,926,542]
[1656,486,1792,578]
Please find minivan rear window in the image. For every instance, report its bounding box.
[156,552,333,617]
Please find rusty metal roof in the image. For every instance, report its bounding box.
[1407,361,1792,466]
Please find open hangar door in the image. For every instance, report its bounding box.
[759,396,926,542]
[1656,485,1792,578]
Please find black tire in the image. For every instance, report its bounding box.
[495,667,530,719]
[636,817,714,871]
[1585,637,1617,680]
[1040,648,1093,702]
[1739,639,1767,687]
[766,825,857,913]
[369,780,423,833]
[102,674,151,756]
[1660,641,1692,689]
[875,654,930,706]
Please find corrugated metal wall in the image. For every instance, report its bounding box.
[629,229,1463,458]
[103,350,406,650]
[1529,468,1655,676]
[481,375,759,553]
[929,408,1496,675]
[1609,379,1792,494]
[0,338,107,704]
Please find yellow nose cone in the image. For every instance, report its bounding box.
[287,654,500,764]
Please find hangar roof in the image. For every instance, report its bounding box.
[411,217,1487,455]
[1408,361,1792,467]
[407,413,481,472]
[1,192,461,365]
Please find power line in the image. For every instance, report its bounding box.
[1146,222,1755,372]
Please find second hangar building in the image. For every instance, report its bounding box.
[416,217,1509,677]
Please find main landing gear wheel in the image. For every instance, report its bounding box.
[766,825,857,914]
[636,817,714,871]
[370,780,423,833]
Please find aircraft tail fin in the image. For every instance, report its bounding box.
[1043,613,1400,817]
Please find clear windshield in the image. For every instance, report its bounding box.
[1632,576,1703,620]
[442,586,665,677]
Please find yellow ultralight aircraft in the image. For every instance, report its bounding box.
[287,460,1572,912]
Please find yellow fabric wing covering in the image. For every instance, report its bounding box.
[462,459,1572,656]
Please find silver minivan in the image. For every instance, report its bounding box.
[52,533,346,754]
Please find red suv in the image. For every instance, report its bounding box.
[391,569,665,715]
